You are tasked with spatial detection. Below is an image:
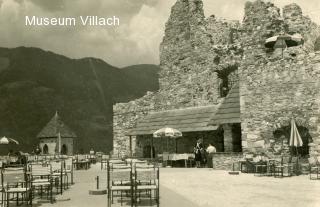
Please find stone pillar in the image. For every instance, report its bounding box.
[223,124,233,152]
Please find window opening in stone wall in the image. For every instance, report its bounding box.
[217,65,238,98]
[273,125,312,157]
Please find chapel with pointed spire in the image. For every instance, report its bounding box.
[37,111,77,155]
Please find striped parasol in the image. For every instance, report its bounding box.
[0,136,19,145]
[289,119,303,155]
[152,127,182,156]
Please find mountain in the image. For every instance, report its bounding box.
[0,47,159,154]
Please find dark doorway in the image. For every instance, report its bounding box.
[143,145,155,158]
[43,144,48,154]
[273,125,311,157]
[232,123,242,152]
[61,144,68,155]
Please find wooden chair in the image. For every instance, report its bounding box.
[254,156,268,176]
[240,153,254,173]
[290,156,299,175]
[107,162,133,207]
[49,160,65,195]
[308,157,319,180]
[64,158,74,186]
[274,156,292,178]
[266,159,277,176]
[134,167,159,207]
[29,164,53,203]
[101,155,110,170]
[75,155,90,170]
[162,152,169,167]
[1,167,32,207]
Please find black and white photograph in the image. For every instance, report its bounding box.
[0,0,320,206]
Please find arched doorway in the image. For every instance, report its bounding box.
[61,144,68,155]
[43,144,48,154]
[273,125,312,157]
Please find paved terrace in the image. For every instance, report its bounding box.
[8,163,320,207]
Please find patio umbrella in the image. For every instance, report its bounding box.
[265,33,304,57]
[153,127,182,138]
[153,127,182,156]
[0,136,19,145]
[289,119,303,155]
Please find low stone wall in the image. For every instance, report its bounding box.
[211,152,243,170]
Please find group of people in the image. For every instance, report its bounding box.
[194,139,216,168]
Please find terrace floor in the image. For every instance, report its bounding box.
[4,163,320,207]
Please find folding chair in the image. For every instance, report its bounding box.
[134,167,159,207]
[1,167,32,207]
[107,162,133,207]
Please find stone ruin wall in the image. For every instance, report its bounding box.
[239,1,320,155]
[240,53,320,155]
[113,0,320,157]
[113,0,241,157]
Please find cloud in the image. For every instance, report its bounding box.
[203,0,320,24]
[28,0,64,11]
[0,0,319,67]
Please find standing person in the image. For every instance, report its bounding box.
[206,143,217,169]
[194,139,203,168]
[35,146,41,155]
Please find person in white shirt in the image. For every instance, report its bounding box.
[206,143,216,169]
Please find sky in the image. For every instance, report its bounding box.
[0,0,319,67]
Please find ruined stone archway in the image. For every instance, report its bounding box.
[273,125,312,157]
[262,115,314,156]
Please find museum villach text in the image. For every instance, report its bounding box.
[25,16,120,26]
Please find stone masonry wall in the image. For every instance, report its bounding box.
[113,0,320,158]
[113,0,242,157]
[239,1,320,155]
[240,52,320,154]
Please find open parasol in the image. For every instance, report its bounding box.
[152,127,182,158]
[265,33,304,57]
[0,136,19,145]
[153,127,182,138]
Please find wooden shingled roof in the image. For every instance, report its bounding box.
[127,105,219,136]
[208,83,240,125]
[37,112,77,138]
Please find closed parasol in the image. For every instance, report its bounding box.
[289,119,303,155]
